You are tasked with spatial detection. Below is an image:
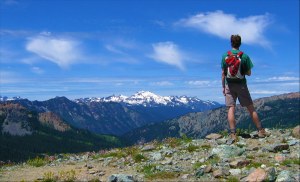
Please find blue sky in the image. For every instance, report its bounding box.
[0,0,299,103]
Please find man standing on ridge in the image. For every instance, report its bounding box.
[221,34,269,142]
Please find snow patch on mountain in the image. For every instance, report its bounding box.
[0,96,24,102]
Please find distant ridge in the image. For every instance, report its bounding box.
[123,92,300,144]
[1,91,222,135]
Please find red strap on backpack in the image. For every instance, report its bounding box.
[225,51,244,76]
[227,51,243,57]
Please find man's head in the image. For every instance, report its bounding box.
[231,34,241,49]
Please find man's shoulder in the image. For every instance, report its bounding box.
[241,52,250,60]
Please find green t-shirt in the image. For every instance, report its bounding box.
[221,49,254,84]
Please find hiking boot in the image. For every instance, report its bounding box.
[231,133,237,141]
[258,128,271,138]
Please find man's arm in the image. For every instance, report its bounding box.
[245,69,251,76]
[222,69,226,96]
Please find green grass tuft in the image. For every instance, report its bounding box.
[27,157,49,167]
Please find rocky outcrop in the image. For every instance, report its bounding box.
[38,112,71,132]
[0,103,32,136]
[292,125,300,139]
[123,92,300,144]
[1,126,299,182]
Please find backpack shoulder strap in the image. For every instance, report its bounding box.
[227,51,232,56]
[237,51,243,57]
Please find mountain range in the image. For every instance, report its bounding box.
[0,91,222,136]
[123,92,300,144]
[0,103,123,162]
[1,91,299,162]
[75,91,219,107]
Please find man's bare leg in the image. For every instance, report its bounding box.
[228,106,237,141]
[246,104,269,137]
[228,106,236,131]
[246,104,262,129]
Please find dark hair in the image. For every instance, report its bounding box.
[231,35,241,48]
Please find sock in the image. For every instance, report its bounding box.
[230,128,236,134]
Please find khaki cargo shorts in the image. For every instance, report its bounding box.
[225,83,253,107]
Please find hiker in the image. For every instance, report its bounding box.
[221,34,269,141]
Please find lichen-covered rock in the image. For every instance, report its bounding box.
[107,174,135,182]
[211,145,245,158]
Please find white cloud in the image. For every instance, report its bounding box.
[187,80,210,86]
[31,67,44,74]
[0,71,22,84]
[251,90,281,94]
[2,0,19,6]
[150,41,185,70]
[151,81,173,86]
[176,11,271,48]
[26,36,82,68]
[105,45,125,55]
[266,76,299,81]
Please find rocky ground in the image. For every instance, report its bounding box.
[0,126,299,182]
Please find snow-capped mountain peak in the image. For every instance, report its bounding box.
[74,91,221,108]
[128,91,170,105]
[102,95,128,103]
[0,96,24,102]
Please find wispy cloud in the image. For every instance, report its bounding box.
[186,80,221,88]
[105,45,125,55]
[1,0,19,6]
[266,76,299,81]
[187,80,210,86]
[150,41,185,70]
[176,11,272,48]
[150,81,174,86]
[26,35,83,69]
[251,90,281,95]
[0,71,22,84]
[31,66,44,74]
[253,76,300,84]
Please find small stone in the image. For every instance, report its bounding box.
[107,174,134,182]
[276,170,294,182]
[149,152,163,161]
[87,165,94,169]
[267,167,276,182]
[288,139,299,146]
[195,168,205,178]
[268,144,289,152]
[160,158,172,165]
[213,169,223,178]
[89,170,97,174]
[247,146,259,151]
[274,154,286,162]
[199,158,205,163]
[206,133,223,140]
[141,144,156,151]
[229,169,241,175]
[211,145,245,158]
[204,164,212,173]
[229,159,250,168]
[99,171,105,176]
[181,174,191,179]
[245,168,267,182]
[282,150,289,154]
[260,164,266,169]
[226,138,235,145]
[292,125,300,139]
